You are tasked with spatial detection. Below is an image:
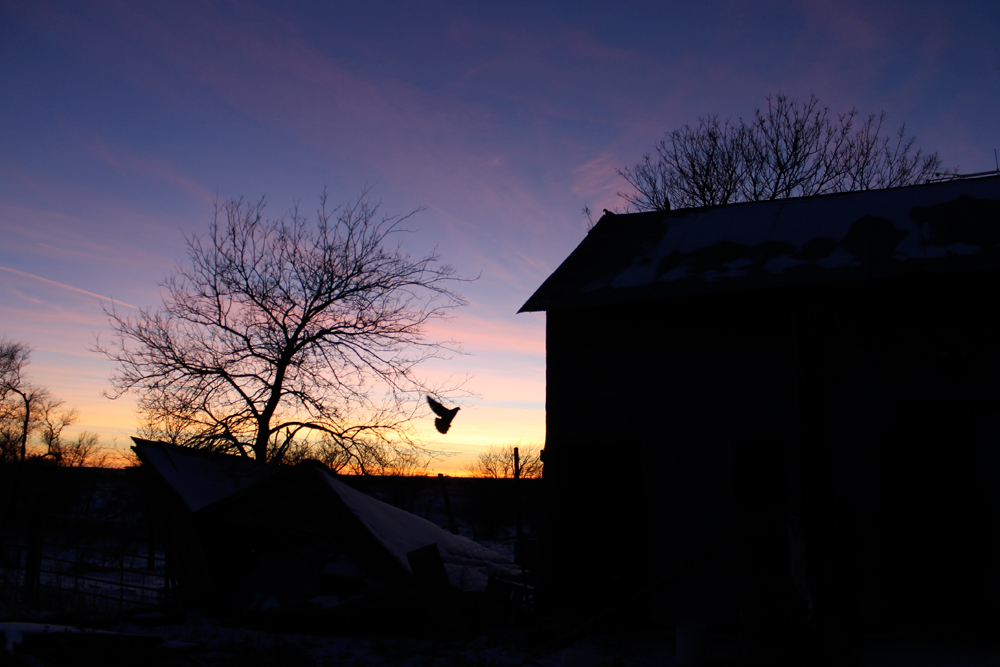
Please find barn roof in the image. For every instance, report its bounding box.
[520,175,1000,312]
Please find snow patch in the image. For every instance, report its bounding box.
[763,255,808,273]
[815,247,859,269]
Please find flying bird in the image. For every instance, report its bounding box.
[427,396,460,434]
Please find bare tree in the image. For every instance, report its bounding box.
[316,437,432,476]
[312,432,432,475]
[465,443,543,479]
[0,339,103,465]
[35,400,107,466]
[0,339,48,463]
[56,433,107,468]
[618,94,951,211]
[98,191,467,468]
[37,396,75,457]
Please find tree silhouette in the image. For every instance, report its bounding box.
[98,191,467,468]
[0,338,100,465]
[618,94,950,211]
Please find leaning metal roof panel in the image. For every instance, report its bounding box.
[131,438,275,512]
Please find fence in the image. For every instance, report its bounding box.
[0,465,171,619]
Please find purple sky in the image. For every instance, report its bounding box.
[2,0,998,471]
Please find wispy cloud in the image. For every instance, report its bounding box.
[0,266,138,310]
[572,152,626,211]
[85,138,217,206]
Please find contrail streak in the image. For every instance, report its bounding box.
[0,265,138,310]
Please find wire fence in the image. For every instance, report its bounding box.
[0,466,171,620]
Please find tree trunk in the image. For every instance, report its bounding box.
[18,392,30,462]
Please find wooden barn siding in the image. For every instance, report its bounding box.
[542,272,1000,625]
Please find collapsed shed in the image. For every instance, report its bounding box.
[131,439,518,614]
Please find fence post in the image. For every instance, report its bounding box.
[147,524,156,571]
[438,473,459,535]
[23,508,43,604]
[514,448,523,546]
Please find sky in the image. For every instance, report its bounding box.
[2,0,998,473]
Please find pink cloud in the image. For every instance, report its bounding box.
[423,314,544,358]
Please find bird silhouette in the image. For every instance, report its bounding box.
[427,396,459,434]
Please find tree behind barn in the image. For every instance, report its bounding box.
[99,192,466,468]
[618,93,950,211]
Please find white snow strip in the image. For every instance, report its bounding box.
[319,471,519,591]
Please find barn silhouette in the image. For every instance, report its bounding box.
[522,174,1000,636]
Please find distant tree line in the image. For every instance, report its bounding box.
[465,443,543,479]
[0,338,106,466]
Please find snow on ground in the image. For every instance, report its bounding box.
[4,614,1000,666]
[66,618,995,667]
[855,631,1000,667]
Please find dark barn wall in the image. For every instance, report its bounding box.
[826,272,1000,627]
[543,292,798,617]
[542,271,1000,627]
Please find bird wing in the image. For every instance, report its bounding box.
[427,396,448,417]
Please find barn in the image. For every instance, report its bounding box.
[521,174,1000,634]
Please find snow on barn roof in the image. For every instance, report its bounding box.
[520,175,1000,312]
